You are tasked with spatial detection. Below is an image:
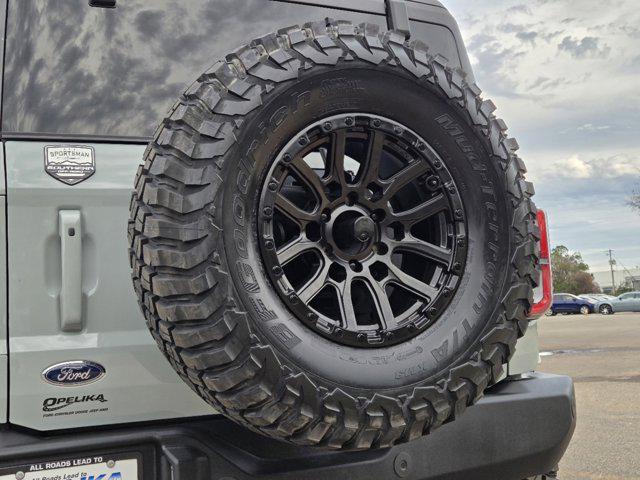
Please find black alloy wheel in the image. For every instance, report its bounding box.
[258,114,467,348]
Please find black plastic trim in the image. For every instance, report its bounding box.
[386,0,411,37]
[0,373,575,480]
[88,0,117,8]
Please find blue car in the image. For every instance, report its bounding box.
[547,293,596,316]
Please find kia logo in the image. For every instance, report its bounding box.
[42,361,106,386]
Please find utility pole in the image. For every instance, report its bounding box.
[608,249,616,295]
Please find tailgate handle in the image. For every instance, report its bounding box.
[59,210,83,332]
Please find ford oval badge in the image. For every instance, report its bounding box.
[42,361,106,387]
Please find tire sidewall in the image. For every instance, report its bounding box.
[221,64,512,392]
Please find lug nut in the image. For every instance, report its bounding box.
[349,261,362,272]
[428,307,438,318]
[357,333,366,342]
[323,121,333,131]
[282,153,292,163]
[454,209,464,219]
[372,119,381,127]
[272,266,283,277]
[263,206,273,217]
[426,176,439,189]
[268,181,278,191]
[298,136,308,146]
[264,240,274,250]
[433,161,443,169]
[457,238,465,247]
[345,117,354,126]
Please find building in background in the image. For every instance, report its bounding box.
[592,268,640,294]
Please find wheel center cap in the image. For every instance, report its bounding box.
[354,216,375,243]
[327,207,376,258]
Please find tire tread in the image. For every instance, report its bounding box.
[128,19,539,450]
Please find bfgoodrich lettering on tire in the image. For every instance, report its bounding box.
[129,20,539,450]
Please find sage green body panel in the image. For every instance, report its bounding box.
[0,147,7,424]
[509,321,540,376]
[0,356,6,424]
[6,141,214,430]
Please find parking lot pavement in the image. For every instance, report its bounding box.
[537,312,640,480]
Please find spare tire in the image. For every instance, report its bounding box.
[129,20,539,450]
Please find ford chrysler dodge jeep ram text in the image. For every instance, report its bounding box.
[0,1,574,479]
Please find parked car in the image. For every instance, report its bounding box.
[596,292,640,315]
[579,294,600,302]
[578,294,617,315]
[591,294,617,301]
[548,293,596,315]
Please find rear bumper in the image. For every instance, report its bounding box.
[0,372,575,480]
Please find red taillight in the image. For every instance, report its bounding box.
[529,209,553,319]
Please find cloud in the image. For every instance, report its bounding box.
[556,154,594,178]
[466,33,525,97]
[498,23,526,33]
[545,153,640,180]
[442,0,640,271]
[576,123,611,132]
[558,35,611,58]
[507,4,531,14]
[516,31,538,44]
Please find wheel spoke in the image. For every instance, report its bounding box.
[333,275,358,330]
[381,160,430,200]
[390,236,452,265]
[362,277,397,330]
[387,263,438,300]
[327,130,347,188]
[274,193,319,227]
[360,130,385,186]
[276,236,319,265]
[259,113,466,347]
[297,261,331,304]
[393,193,448,226]
[288,155,327,203]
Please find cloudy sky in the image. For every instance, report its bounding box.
[443,0,640,273]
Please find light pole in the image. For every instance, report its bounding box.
[607,249,616,295]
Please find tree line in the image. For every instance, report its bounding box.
[551,245,600,295]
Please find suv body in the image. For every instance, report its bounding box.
[0,1,574,479]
